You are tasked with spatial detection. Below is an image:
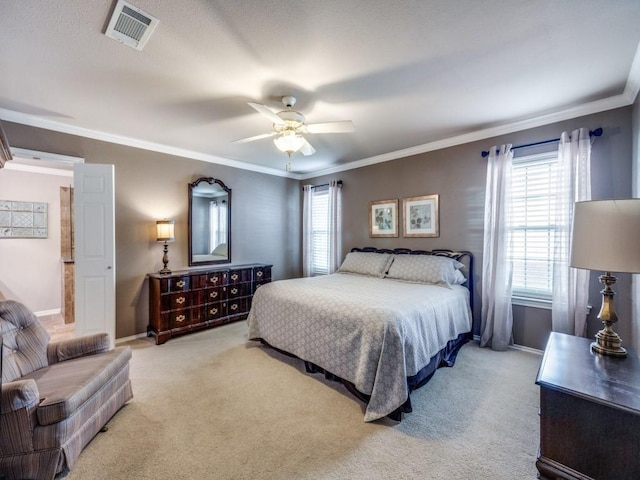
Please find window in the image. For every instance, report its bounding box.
[310,186,330,275]
[509,151,562,305]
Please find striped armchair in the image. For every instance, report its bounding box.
[0,300,133,480]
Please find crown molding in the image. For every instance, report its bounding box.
[299,93,633,180]
[0,108,300,180]
[4,162,74,177]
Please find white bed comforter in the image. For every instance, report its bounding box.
[247,273,472,421]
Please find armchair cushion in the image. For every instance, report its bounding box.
[23,346,132,426]
[47,333,110,364]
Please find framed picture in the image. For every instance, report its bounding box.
[369,199,398,237]
[402,194,439,237]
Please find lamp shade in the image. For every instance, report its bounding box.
[274,131,305,154]
[570,199,640,273]
[156,220,175,242]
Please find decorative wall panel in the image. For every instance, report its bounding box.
[0,200,48,238]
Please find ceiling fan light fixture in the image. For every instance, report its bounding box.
[274,131,305,156]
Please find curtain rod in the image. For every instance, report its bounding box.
[481,127,602,158]
[302,180,343,191]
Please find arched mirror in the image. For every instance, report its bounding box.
[188,177,231,266]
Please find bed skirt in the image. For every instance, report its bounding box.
[257,331,470,422]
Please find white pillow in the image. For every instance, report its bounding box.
[337,252,394,278]
[385,254,464,286]
[451,269,467,285]
[211,243,228,256]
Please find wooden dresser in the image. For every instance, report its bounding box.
[535,332,640,479]
[147,263,271,345]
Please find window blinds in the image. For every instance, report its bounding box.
[510,152,560,298]
[311,186,330,275]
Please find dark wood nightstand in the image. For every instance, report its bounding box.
[535,332,640,479]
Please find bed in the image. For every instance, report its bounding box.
[247,247,474,422]
[192,242,228,263]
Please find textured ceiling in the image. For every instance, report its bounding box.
[1,0,640,177]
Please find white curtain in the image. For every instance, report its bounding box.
[209,200,228,250]
[302,185,313,277]
[327,180,343,273]
[209,201,218,252]
[481,145,514,351]
[551,128,591,336]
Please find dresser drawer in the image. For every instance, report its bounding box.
[163,276,190,293]
[161,292,190,311]
[226,297,249,317]
[207,271,226,287]
[191,287,223,306]
[225,283,251,299]
[164,309,191,329]
[203,287,224,303]
[254,266,271,282]
[202,302,225,321]
[228,268,252,284]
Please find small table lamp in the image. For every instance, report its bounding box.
[570,199,640,357]
[156,220,175,274]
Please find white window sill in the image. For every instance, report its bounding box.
[511,295,592,314]
[512,295,552,310]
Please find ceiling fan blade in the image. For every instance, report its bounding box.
[306,120,355,134]
[248,102,285,125]
[232,132,276,144]
[300,138,316,156]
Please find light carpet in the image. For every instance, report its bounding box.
[58,322,542,480]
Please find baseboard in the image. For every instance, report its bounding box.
[473,334,543,355]
[34,308,62,316]
[115,332,149,345]
[509,343,543,355]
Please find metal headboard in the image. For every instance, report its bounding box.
[350,247,475,327]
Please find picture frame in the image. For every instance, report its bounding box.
[402,194,439,237]
[369,199,398,237]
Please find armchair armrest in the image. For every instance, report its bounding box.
[1,379,39,414]
[1,379,40,454]
[47,333,111,364]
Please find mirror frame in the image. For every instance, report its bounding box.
[188,177,232,266]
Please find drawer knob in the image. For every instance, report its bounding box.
[210,277,218,284]
[230,304,238,311]
[256,271,263,277]
[231,288,238,295]
[231,273,238,281]
[210,291,218,298]
[176,280,186,288]
[176,314,186,323]
[176,296,186,304]
[210,307,218,315]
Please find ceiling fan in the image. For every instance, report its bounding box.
[234,96,354,157]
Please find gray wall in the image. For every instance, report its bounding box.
[3,105,634,349]
[306,106,633,350]
[3,122,301,339]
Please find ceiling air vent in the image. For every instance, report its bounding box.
[105,0,159,51]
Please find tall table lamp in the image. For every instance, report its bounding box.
[156,220,175,274]
[570,199,640,357]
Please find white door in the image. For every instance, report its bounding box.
[73,163,115,347]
